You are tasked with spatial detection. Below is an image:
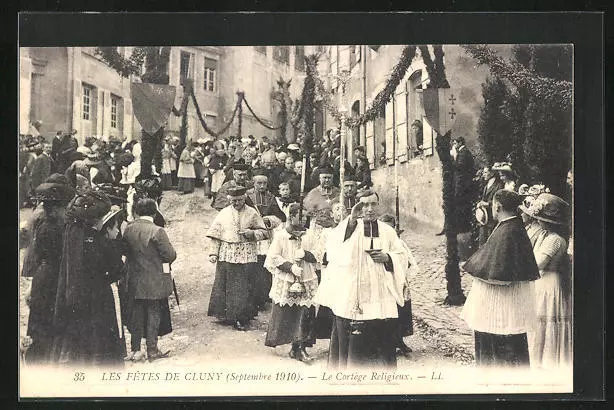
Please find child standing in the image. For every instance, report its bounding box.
[264,203,319,362]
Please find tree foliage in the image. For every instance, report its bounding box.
[473,45,572,199]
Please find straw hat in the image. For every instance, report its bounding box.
[525,193,569,225]
[475,205,489,226]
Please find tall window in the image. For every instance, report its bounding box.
[111,95,119,128]
[204,58,217,92]
[408,70,425,158]
[254,46,267,55]
[179,51,193,85]
[273,46,290,64]
[295,46,305,71]
[384,82,409,165]
[373,107,386,167]
[82,84,94,120]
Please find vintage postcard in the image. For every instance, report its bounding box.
[18,14,582,398]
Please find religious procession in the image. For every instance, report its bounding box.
[19,44,573,375]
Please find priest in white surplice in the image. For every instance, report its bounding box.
[314,189,408,370]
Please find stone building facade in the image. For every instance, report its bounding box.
[19,46,319,145]
[318,45,509,228]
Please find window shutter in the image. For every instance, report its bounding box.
[385,100,394,165]
[394,83,408,162]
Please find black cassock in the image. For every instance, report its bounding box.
[463,216,540,367]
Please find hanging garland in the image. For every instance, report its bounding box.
[462,44,572,109]
[314,45,417,127]
[191,86,242,138]
[243,95,283,131]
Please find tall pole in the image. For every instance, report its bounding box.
[392,93,401,235]
[337,69,351,204]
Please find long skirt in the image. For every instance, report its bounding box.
[177,177,195,193]
[202,168,212,197]
[50,284,125,367]
[208,261,256,324]
[265,304,316,347]
[161,173,173,190]
[528,271,573,369]
[328,316,397,370]
[26,261,60,364]
[396,299,414,338]
[252,255,272,311]
[313,306,335,339]
[193,162,204,186]
[474,331,530,367]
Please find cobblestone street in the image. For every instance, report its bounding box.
[399,219,475,363]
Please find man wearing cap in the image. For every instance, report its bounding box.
[247,169,286,312]
[332,174,358,213]
[318,189,409,370]
[303,166,340,223]
[212,162,254,211]
[206,186,268,331]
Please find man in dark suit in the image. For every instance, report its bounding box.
[51,131,63,168]
[122,197,177,362]
[451,137,475,234]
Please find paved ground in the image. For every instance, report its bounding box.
[398,217,475,362]
[19,186,475,369]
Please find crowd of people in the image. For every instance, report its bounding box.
[19,127,572,372]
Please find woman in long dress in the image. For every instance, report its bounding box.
[24,182,74,364]
[160,138,174,190]
[523,193,572,369]
[50,191,126,367]
[177,143,196,194]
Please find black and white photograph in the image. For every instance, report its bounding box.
[16,12,599,398]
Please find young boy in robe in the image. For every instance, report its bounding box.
[379,214,419,356]
[461,189,540,367]
[264,203,319,362]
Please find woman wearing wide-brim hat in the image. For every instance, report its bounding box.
[492,162,517,191]
[521,193,572,369]
[23,182,74,365]
[50,190,126,366]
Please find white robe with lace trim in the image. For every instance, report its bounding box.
[314,217,408,321]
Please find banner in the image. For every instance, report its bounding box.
[422,88,459,136]
[131,83,177,135]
